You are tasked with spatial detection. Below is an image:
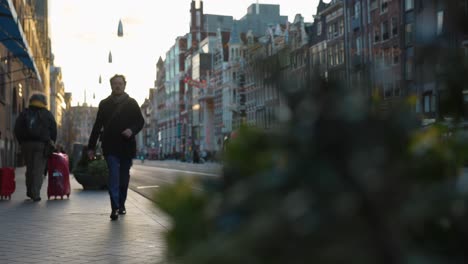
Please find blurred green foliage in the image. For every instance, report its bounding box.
[154,85,468,263]
[154,43,468,263]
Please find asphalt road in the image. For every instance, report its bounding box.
[129,160,222,201]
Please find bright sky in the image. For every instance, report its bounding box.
[49,0,319,107]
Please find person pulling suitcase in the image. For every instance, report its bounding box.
[14,93,57,202]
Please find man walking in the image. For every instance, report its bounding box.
[14,93,57,202]
[88,74,144,220]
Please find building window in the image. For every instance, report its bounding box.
[374,27,380,43]
[391,17,398,37]
[394,82,401,97]
[384,48,391,67]
[405,23,413,46]
[376,50,384,68]
[339,19,344,36]
[356,36,362,55]
[317,21,322,36]
[328,25,333,40]
[437,10,444,35]
[328,49,334,66]
[406,58,413,80]
[392,45,399,64]
[416,97,421,113]
[384,83,393,98]
[382,20,389,41]
[424,94,431,113]
[355,1,361,19]
[339,42,344,64]
[405,0,414,11]
[196,11,201,27]
[381,0,389,13]
[335,45,339,65]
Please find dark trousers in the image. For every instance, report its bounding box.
[22,141,47,199]
[105,155,132,210]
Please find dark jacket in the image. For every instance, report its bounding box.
[14,106,57,144]
[88,93,144,159]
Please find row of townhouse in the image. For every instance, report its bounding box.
[313,0,468,118]
[0,0,56,167]
[139,1,288,159]
[139,0,468,160]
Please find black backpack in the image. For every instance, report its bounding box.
[22,108,48,140]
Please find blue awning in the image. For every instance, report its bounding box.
[0,0,41,83]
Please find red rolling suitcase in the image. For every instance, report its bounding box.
[0,167,16,200]
[47,153,71,200]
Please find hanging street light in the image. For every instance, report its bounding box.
[117,19,124,37]
[108,51,112,63]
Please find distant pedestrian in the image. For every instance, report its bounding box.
[14,93,57,202]
[193,149,200,163]
[87,74,144,221]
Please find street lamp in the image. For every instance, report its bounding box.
[117,19,124,37]
[99,19,124,82]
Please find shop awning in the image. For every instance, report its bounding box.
[0,0,41,83]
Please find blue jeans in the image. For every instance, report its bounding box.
[105,155,132,210]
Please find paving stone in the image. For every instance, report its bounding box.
[0,167,169,263]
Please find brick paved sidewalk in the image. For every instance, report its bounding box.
[0,167,169,264]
